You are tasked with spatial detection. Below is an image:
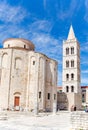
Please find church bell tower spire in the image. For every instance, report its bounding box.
[62,25,82,110]
[67,25,76,40]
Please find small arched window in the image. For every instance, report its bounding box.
[71,60,74,67]
[71,73,74,80]
[15,58,22,69]
[71,86,74,92]
[66,48,69,55]
[66,61,69,68]
[2,53,8,68]
[71,47,74,54]
[66,86,69,92]
[66,74,69,81]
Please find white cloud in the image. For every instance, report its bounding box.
[58,70,62,86]
[0,4,63,86]
[0,1,28,23]
[0,24,28,45]
[81,61,88,65]
[81,42,88,51]
[58,0,83,20]
[0,18,62,70]
[82,70,88,74]
[17,19,62,62]
[43,0,46,10]
[28,20,53,33]
[30,33,62,56]
[84,0,88,22]
[81,77,88,85]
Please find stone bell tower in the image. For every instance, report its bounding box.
[62,25,82,110]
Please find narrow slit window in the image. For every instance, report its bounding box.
[71,60,74,67]
[39,92,41,98]
[66,61,69,68]
[66,74,69,81]
[66,86,69,92]
[71,86,74,92]
[48,93,50,100]
[33,61,35,65]
[71,73,74,80]
[71,47,74,54]
[54,94,56,100]
[66,48,69,55]
[24,45,26,48]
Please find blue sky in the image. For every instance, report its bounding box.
[0,0,88,86]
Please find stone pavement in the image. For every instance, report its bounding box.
[0,111,71,130]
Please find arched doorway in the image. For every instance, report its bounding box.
[14,92,21,111]
[14,96,20,107]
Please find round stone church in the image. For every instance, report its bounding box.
[0,38,57,113]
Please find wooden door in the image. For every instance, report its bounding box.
[14,96,20,106]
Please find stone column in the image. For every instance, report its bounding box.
[25,56,30,111]
[53,102,57,114]
[42,58,46,111]
[52,62,57,114]
[34,55,39,115]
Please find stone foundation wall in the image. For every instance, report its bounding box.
[71,111,88,130]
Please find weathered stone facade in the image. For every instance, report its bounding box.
[0,38,57,112]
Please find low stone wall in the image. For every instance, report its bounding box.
[71,111,88,130]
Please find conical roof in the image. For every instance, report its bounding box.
[67,25,76,40]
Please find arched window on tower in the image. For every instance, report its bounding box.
[71,60,74,67]
[71,86,74,92]
[66,48,69,55]
[66,61,69,68]
[71,73,74,80]
[71,47,74,54]
[66,86,69,92]
[66,74,69,81]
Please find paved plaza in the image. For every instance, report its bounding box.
[0,111,71,130]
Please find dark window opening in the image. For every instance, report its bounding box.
[71,73,74,80]
[71,47,74,54]
[71,86,74,92]
[54,94,56,100]
[71,60,74,67]
[66,74,69,81]
[33,61,35,65]
[48,93,50,100]
[8,44,10,47]
[82,94,85,102]
[66,48,69,55]
[66,86,69,92]
[39,92,41,98]
[24,45,26,48]
[66,61,69,68]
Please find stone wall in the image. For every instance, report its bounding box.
[57,92,68,110]
[67,93,82,110]
[71,111,88,130]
